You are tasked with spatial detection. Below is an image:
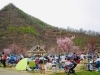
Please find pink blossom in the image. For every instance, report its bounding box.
[57,37,74,53]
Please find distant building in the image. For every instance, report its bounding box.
[26,45,46,57]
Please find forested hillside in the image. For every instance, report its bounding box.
[0,3,100,53]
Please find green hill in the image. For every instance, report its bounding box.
[0,3,100,52]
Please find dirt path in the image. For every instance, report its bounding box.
[0,68,31,75]
[0,67,54,75]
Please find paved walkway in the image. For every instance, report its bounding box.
[0,68,31,75]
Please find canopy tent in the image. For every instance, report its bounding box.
[15,58,36,71]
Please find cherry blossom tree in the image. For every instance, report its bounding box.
[57,36,75,54]
[8,43,21,55]
[71,46,80,54]
[48,47,55,54]
[3,49,11,54]
[3,43,26,55]
[87,37,97,52]
[19,48,26,55]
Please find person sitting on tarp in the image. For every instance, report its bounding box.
[26,62,32,71]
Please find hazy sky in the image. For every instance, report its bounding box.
[0,0,100,32]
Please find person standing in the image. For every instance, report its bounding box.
[1,52,7,67]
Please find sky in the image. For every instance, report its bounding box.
[0,0,100,32]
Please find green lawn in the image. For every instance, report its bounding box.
[0,63,2,67]
[51,71,100,75]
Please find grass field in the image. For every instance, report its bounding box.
[51,71,100,75]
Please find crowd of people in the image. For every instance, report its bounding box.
[0,51,100,73]
[25,52,100,73]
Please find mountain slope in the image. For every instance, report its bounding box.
[0,3,99,52]
[0,3,52,50]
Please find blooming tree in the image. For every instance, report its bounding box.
[8,43,21,55]
[3,49,11,54]
[48,47,55,54]
[57,36,74,53]
[87,37,97,52]
[19,48,26,55]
